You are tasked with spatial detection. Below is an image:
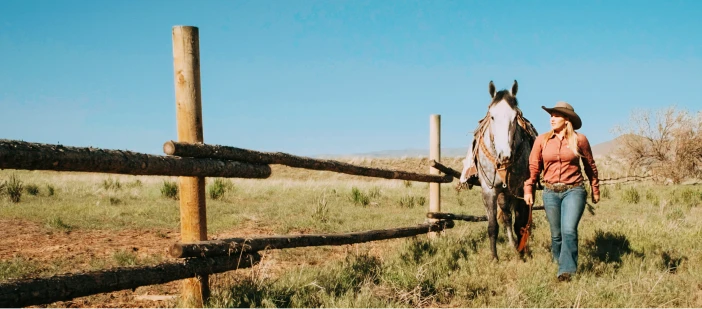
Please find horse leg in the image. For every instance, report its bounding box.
[498,193,517,249]
[482,190,499,261]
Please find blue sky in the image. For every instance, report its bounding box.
[2,0,700,157]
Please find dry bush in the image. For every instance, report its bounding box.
[612,106,702,184]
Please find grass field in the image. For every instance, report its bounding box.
[1,157,701,307]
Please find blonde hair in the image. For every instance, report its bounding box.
[542,121,582,157]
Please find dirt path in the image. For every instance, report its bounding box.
[0,219,366,308]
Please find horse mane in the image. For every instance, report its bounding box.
[489,90,518,108]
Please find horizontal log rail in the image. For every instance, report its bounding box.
[599,175,654,184]
[430,159,545,190]
[163,141,453,183]
[427,212,487,222]
[0,253,260,308]
[429,159,463,180]
[170,221,455,258]
[0,139,271,179]
[426,207,545,222]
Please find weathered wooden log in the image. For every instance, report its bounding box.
[172,24,210,306]
[427,212,487,222]
[163,141,453,183]
[0,253,260,308]
[428,115,442,239]
[0,139,271,179]
[170,221,455,258]
[430,160,544,190]
[429,159,463,180]
[427,207,545,223]
[599,175,653,184]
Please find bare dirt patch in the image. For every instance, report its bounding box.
[0,219,385,308]
[0,219,183,307]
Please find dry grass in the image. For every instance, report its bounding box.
[1,157,701,307]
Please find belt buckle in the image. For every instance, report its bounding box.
[552,183,567,193]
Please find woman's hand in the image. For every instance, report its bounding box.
[524,193,533,206]
[592,191,600,204]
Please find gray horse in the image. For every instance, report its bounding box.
[460,80,538,260]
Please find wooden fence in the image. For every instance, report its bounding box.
[0,136,457,307]
[0,25,476,307]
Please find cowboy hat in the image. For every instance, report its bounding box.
[542,101,582,130]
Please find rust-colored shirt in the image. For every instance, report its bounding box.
[523,132,600,196]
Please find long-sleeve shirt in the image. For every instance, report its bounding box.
[523,131,599,196]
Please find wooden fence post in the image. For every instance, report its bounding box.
[428,114,441,238]
[172,25,208,306]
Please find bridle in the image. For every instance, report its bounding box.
[474,110,530,199]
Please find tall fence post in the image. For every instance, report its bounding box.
[172,25,209,306]
[428,114,441,238]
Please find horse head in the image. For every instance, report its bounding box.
[487,80,519,166]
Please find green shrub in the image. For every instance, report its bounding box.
[46,184,55,196]
[399,195,416,208]
[601,185,610,199]
[161,180,179,200]
[113,249,138,266]
[102,177,122,190]
[679,188,699,208]
[6,175,23,203]
[208,178,228,200]
[109,197,122,205]
[313,195,330,223]
[350,187,370,207]
[46,217,73,232]
[317,253,383,296]
[0,257,39,281]
[398,195,426,208]
[666,208,684,221]
[645,190,660,206]
[622,187,640,204]
[368,186,381,199]
[666,190,680,205]
[403,180,413,188]
[25,183,39,196]
[127,179,143,188]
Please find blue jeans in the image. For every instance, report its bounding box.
[542,184,587,276]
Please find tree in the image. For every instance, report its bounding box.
[612,106,702,184]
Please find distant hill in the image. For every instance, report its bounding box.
[591,134,646,158]
[315,147,469,159]
[316,137,628,159]
[591,138,620,158]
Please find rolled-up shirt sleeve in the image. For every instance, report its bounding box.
[578,134,599,196]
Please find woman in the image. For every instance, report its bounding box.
[523,101,600,282]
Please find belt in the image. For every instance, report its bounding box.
[543,181,583,193]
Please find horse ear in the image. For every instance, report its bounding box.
[511,80,518,96]
[489,81,496,98]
